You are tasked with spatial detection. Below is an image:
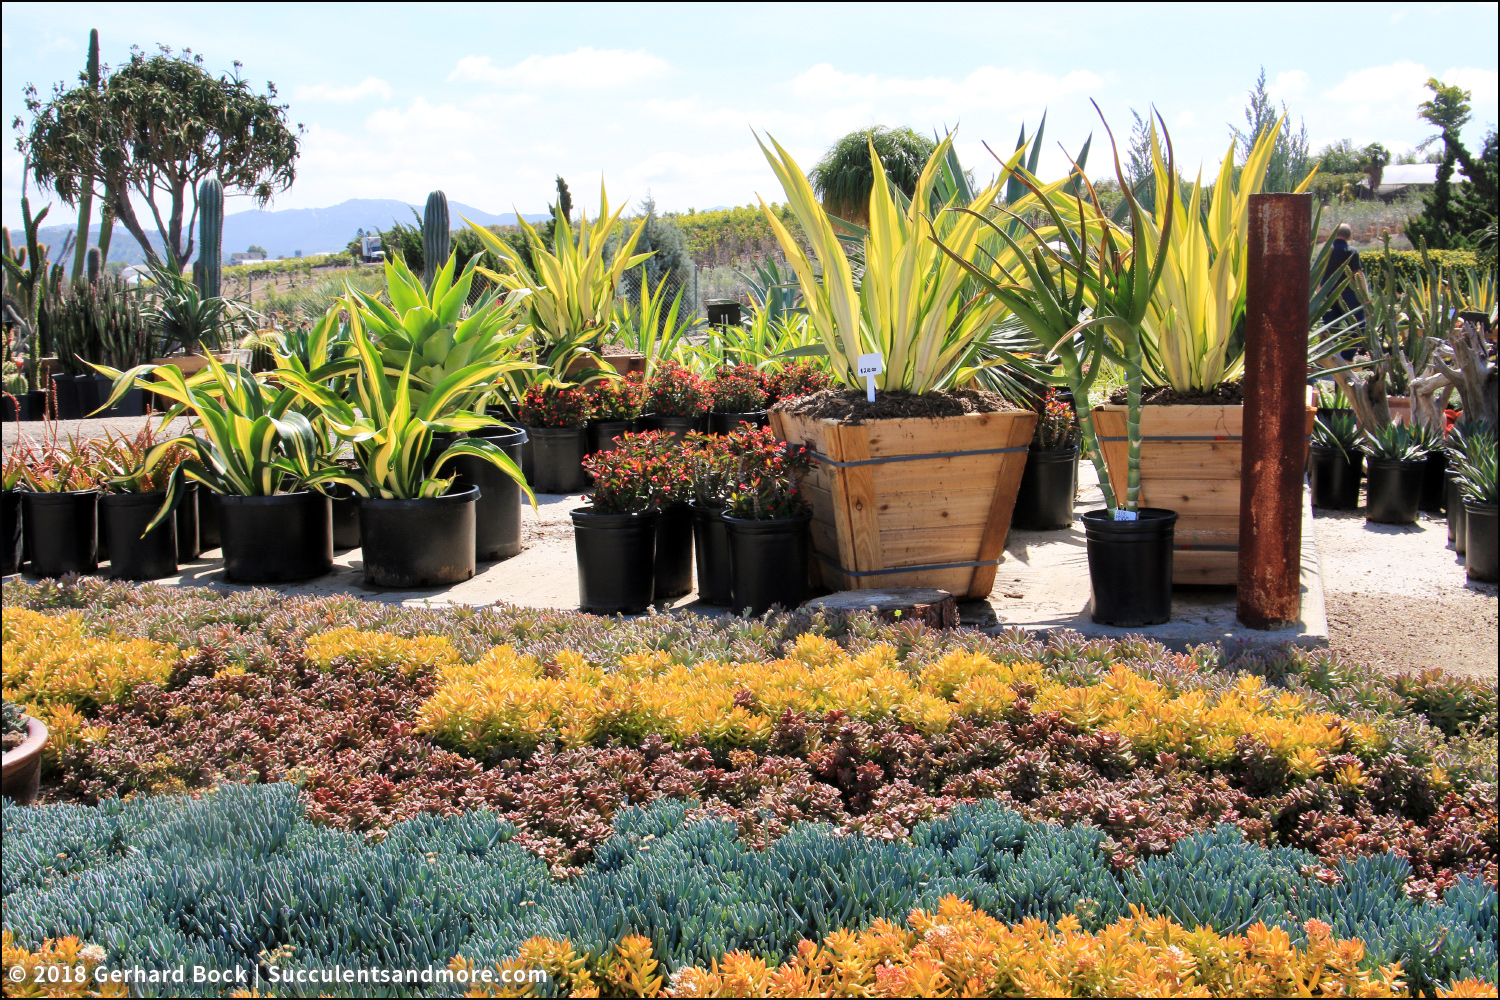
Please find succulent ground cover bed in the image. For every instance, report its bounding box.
[2,576,1497,997]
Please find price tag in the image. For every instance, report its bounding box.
[1113,509,1138,521]
[856,353,884,403]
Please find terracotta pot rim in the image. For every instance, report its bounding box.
[1,715,50,776]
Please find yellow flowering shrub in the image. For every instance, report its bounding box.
[455,898,1499,997]
[1,608,176,715]
[302,628,460,676]
[419,636,1385,773]
[1,931,127,998]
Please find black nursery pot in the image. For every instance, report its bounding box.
[198,489,222,550]
[327,485,362,551]
[1365,457,1424,525]
[1083,508,1177,627]
[176,481,201,560]
[571,507,657,614]
[646,414,700,441]
[360,485,477,587]
[1464,502,1498,583]
[1308,446,1362,510]
[50,373,83,420]
[93,377,144,418]
[709,411,768,435]
[1447,472,1468,554]
[22,489,99,577]
[588,419,634,454]
[529,425,588,493]
[654,502,694,600]
[25,389,47,420]
[724,510,811,616]
[1013,447,1078,529]
[2,490,21,575]
[1420,450,1448,514]
[101,491,177,580]
[218,491,332,583]
[452,428,526,561]
[690,500,732,605]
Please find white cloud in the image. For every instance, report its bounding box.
[293,77,392,103]
[1175,110,1197,128]
[1390,8,1408,22]
[1442,65,1499,100]
[790,63,1103,113]
[1321,60,1498,128]
[448,48,670,89]
[1267,70,1310,102]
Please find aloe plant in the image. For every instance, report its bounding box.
[931,108,1176,514]
[274,309,535,504]
[1448,419,1497,505]
[1363,422,1430,462]
[1311,412,1361,456]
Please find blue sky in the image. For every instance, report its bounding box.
[3,1,1496,227]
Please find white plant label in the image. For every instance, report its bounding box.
[1113,509,1138,521]
[857,353,884,402]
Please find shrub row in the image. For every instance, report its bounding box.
[3,786,1496,998]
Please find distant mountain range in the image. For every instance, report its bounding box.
[25,198,552,266]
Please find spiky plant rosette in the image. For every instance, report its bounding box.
[95,421,192,494]
[766,363,836,406]
[1312,412,1362,454]
[643,359,708,417]
[725,425,813,519]
[585,375,640,422]
[1032,388,1080,451]
[519,381,593,429]
[1364,422,1430,462]
[709,364,770,413]
[18,436,102,492]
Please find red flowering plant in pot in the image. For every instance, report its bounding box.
[683,432,739,604]
[1013,388,1083,531]
[573,430,683,614]
[722,425,816,614]
[708,364,771,434]
[585,375,642,454]
[764,363,835,406]
[603,430,696,599]
[519,381,594,493]
[642,360,708,438]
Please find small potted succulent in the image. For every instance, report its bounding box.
[18,435,102,577]
[723,426,815,615]
[1013,388,1081,530]
[586,375,642,454]
[2,447,22,574]
[1,700,48,806]
[1449,420,1497,582]
[1308,412,1363,511]
[708,364,770,434]
[1363,423,1428,525]
[574,435,663,614]
[685,432,738,605]
[625,430,695,600]
[96,423,192,580]
[519,382,592,493]
[642,360,708,439]
[2,356,32,421]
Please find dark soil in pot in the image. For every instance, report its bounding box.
[690,501,732,605]
[451,428,525,561]
[776,388,1016,423]
[22,489,98,577]
[571,507,657,614]
[1082,508,1177,626]
[101,491,177,580]
[1308,446,1362,510]
[654,503,694,599]
[1365,458,1424,525]
[218,491,331,583]
[529,426,587,493]
[709,411,768,435]
[359,485,477,587]
[724,510,811,616]
[1013,447,1078,529]
[2,490,21,575]
[1464,502,1497,583]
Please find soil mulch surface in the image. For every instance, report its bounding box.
[776,388,1017,424]
[1107,383,1245,406]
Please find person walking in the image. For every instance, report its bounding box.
[1323,223,1368,359]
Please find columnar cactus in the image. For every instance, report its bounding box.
[70,29,101,282]
[422,190,450,289]
[86,247,101,285]
[197,176,223,299]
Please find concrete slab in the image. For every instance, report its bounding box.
[5,458,1329,652]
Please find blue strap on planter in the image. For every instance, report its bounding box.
[813,551,1003,576]
[807,443,1029,467]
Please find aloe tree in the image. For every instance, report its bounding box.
[932,107,1177,514]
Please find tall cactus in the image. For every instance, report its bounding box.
[197,176,223,299]
[422,190,450,289]
[86,247,101,285]
[70,29,101,282]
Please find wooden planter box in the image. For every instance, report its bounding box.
[771,409,1036,598]
[563,351,647,381]
[149,351,251,376]
[1093,402,1314,586]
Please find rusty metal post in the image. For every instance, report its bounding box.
[1238,193,1312,629]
